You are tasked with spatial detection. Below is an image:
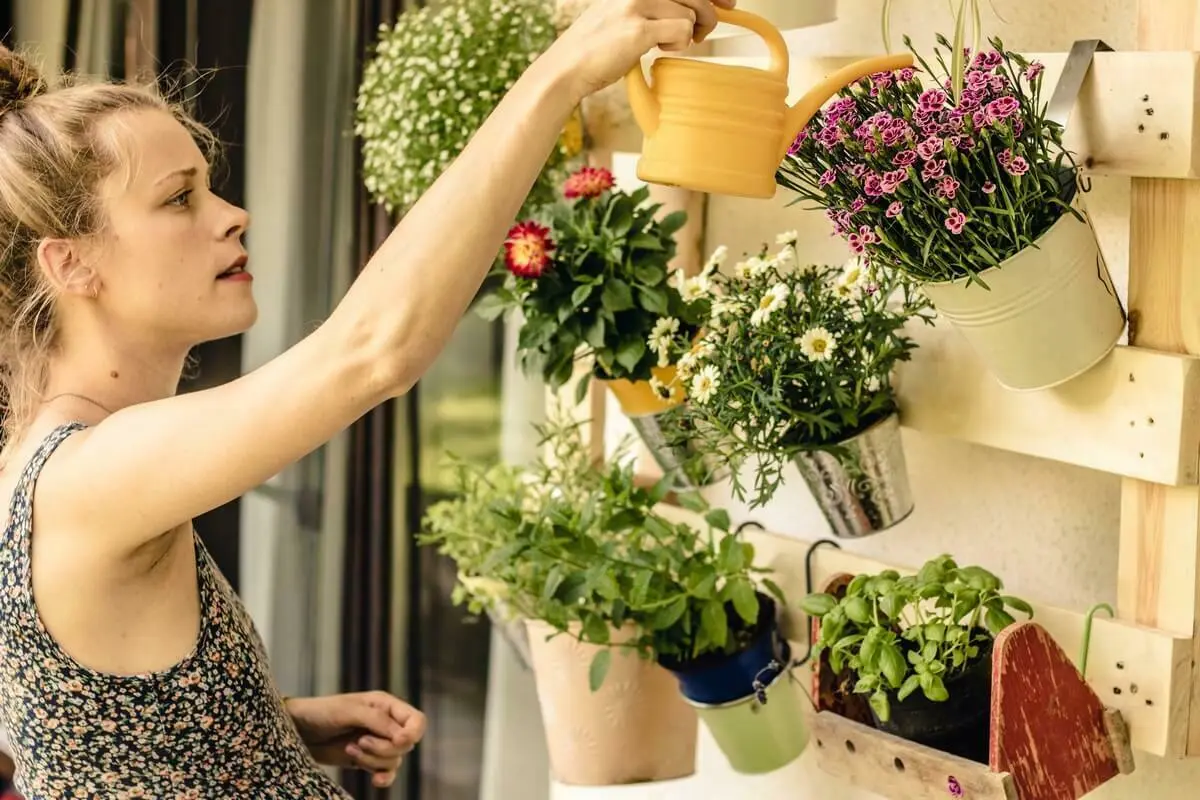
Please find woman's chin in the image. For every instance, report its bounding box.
[201,302,259,343]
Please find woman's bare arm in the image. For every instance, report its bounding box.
[39,0,732,551]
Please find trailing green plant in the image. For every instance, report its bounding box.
[418,411,783,691]
[667,236,932,507]
[799,554,1032,722]
[476,166,709,399]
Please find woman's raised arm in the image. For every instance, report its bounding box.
[41,0,735,551]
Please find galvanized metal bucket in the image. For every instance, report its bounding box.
[688,667,810,774]
[792,413,914,538]
[919,209,1125,391]
[628,408,726,491]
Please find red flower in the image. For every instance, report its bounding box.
[503,221,555,279]
[563,166,615,199]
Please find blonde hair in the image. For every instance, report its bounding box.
[0,47,217,448]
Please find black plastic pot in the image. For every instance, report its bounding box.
[870,640,994,764]
[659,592,785,705]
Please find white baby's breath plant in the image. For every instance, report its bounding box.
[355,0,580,216]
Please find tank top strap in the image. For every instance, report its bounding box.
[6,422,90,533]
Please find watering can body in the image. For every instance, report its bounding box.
[625,9,914,199]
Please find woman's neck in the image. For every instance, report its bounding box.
[44,342,189,416]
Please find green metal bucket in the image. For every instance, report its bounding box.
[688,668,809,774]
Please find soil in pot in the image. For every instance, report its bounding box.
[870,639,994,764]
[659,592,785,705]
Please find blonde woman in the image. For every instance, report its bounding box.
[0,0,735,796]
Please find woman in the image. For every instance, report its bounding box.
[0,0,735,796]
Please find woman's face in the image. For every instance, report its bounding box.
[86,108,255,349]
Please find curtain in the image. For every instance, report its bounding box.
[341,1,402,796]
[241,0,360,701]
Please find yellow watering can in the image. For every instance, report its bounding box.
[625,8,915,199]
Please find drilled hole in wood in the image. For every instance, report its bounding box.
[1147,107,1156,116]
[1161,132,1170,140]
[1138,124,1146,133]
[1114,687,1123,695]
[1129,373,1135,382]
[845,740,856,753]
[1117,661,1125,669]
[1147,699,1154,706]
[893,757,905,772]
[1142,93,1150,101]
[1148,417,1155,425]
[816,738,824,748]
[1139,452,1145,459]
[1131,683,1139,694]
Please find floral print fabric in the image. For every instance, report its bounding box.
[0,423,350,799]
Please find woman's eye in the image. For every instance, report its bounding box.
[168,190,192,208]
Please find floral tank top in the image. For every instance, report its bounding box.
[0,422,351,799]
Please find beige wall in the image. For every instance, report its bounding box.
[568,1,1200,798]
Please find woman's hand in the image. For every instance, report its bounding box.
[549,0,738,99]
[286,692,427,789]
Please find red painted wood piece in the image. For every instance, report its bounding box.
[991,621,1122,800]
[811,573,874,726]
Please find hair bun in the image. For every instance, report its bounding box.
[0,47,45,116]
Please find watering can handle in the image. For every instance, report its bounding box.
[712,8,791,82]
[624,8,789,138]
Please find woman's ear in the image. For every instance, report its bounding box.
[36,238,98,298]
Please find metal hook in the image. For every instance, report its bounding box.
[1046,39,1113,134]
[1080,602,1114,678]
[735,520,764,536]
[793,539,843,668]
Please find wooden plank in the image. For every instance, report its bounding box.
[992,623,1125,798]
[654,506,1193,757]
[594,51,1200,179]
[893,322,1200,486]
[1121,0,1200,760]
[810,711,1018,800]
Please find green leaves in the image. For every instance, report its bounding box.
[615,338,645,372]
[602,279,634,312]
[418,406,783,693]
[800,593,838,617]
[800,553,1031,721]
[474,176,705,385]
[589,649,612,692]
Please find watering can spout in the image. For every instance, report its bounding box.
[626,61,661,137]
[779,54,916,160]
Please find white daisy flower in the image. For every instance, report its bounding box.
[677,350,698,379]
[834,277,861,301]
[798,327,837,362]
[649,375,679,402]
[776,230,799,246]
[691,364,720,404]
[647,317,681,366]
[750,283,789,327]
[841,256,869,287]
[680,274,710,301]
[772,246,796,269]
[703,245,728,275]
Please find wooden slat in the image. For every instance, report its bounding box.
[1120,0,1200,760]
[893,321,1200,486]
[654,506,1193,757]
[594,52,1200,180]
[810,712,1018,800]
